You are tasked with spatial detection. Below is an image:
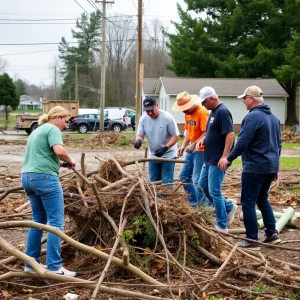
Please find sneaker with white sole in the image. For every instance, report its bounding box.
[238,239,260,251]
[214,224,228,233]
[24,264,47,273]
[263,234,281,244]
[49,266,76,277]
[227,203,238,226]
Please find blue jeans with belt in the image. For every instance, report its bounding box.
[241,172,277,240]
[198,164,233,229]
[179,151,204,205]
[21,173,64,271]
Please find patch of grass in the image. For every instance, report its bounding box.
[13,109,43,114]
[280,157,300,169]
[291,189,300,194]
[116,135,132,146]
[251,282,268,293]
[231,157,300,170]
[288,292,300,299]
[282,142,300,149]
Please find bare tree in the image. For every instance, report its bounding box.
[105,16,137,107]
[0,58,7,73]
[143,20,174,78]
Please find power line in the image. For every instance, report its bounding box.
[0,22,75,25]
[0,49,57,56]
[0,12,79,16]
[86,0,100,11]
[73,0,89,14]
[0,18,77,21]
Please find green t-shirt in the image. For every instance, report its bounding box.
[22,123,63,176]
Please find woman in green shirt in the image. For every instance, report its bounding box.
[22,106,77,277]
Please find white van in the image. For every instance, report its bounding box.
[104,107,135,127]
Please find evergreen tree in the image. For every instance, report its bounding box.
[0,73,18,124]
[59,11,101,107]
[14,78,27,98]
[167,0,300,124]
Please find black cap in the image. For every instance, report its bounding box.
[143,97,156,111]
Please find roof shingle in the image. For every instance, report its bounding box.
[144,77,288,97]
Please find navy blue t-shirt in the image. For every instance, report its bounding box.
[205,103,234,165]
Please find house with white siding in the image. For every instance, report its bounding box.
[142,77,288,132]
[18,95,42,110]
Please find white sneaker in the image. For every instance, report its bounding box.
[49,266,76,277]
[227,203,238,225]
[24,264,47,272]
[214,224,228,233]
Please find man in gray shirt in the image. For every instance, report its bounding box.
[134,97,180,184]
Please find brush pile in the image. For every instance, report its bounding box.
[0,156,300,299]
[282,129,300,143]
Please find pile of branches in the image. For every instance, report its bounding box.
[282,129,300,143]
[63,132,134,148]
[0,156,300,299]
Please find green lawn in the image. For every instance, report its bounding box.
[231,157,300,170]
[282,143,300,149]
[13,109,42,114]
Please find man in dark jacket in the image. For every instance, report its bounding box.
[219,85,281,250]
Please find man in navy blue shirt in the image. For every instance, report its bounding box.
[219,85,281,250]
[196,86,237,233]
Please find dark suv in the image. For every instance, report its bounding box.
[69,114,127,134]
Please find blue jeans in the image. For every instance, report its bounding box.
[241,172,277,240]
[198,164,233,229]
[179,151,204,205]
[21,173,64,271]
[148,159,176,185]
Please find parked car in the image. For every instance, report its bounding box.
[69,113,127,134]
[104,107,135,127]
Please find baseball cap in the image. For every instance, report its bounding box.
[237,85,263,99]
[198,86,217,103]
[143,96,156,111]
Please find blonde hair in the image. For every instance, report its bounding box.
[38,106,71,125]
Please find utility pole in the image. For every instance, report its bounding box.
[75,62,79,101]
[135,0,143,132]
[54,66,57,100]
[96,0,114,132]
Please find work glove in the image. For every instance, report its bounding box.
[154,146,168,157]
[134,139,143,149]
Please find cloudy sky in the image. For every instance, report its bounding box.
[0,0,186,85]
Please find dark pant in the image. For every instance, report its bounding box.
[241,172,277,240]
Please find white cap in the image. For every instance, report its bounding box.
[198,86,217,103]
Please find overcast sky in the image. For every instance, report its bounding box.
[0,0,186,86]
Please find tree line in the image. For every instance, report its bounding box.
[166,0,300,125]
[1,1,300,125]
[58,11,173,109]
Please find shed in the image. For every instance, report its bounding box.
[142,77,288,132]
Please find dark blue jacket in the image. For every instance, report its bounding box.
[227,104,281,174]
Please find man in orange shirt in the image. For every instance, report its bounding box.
[172,91,209,207]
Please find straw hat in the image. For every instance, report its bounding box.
[172,91,198,111]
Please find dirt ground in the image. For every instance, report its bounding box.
[0,134,300,299]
